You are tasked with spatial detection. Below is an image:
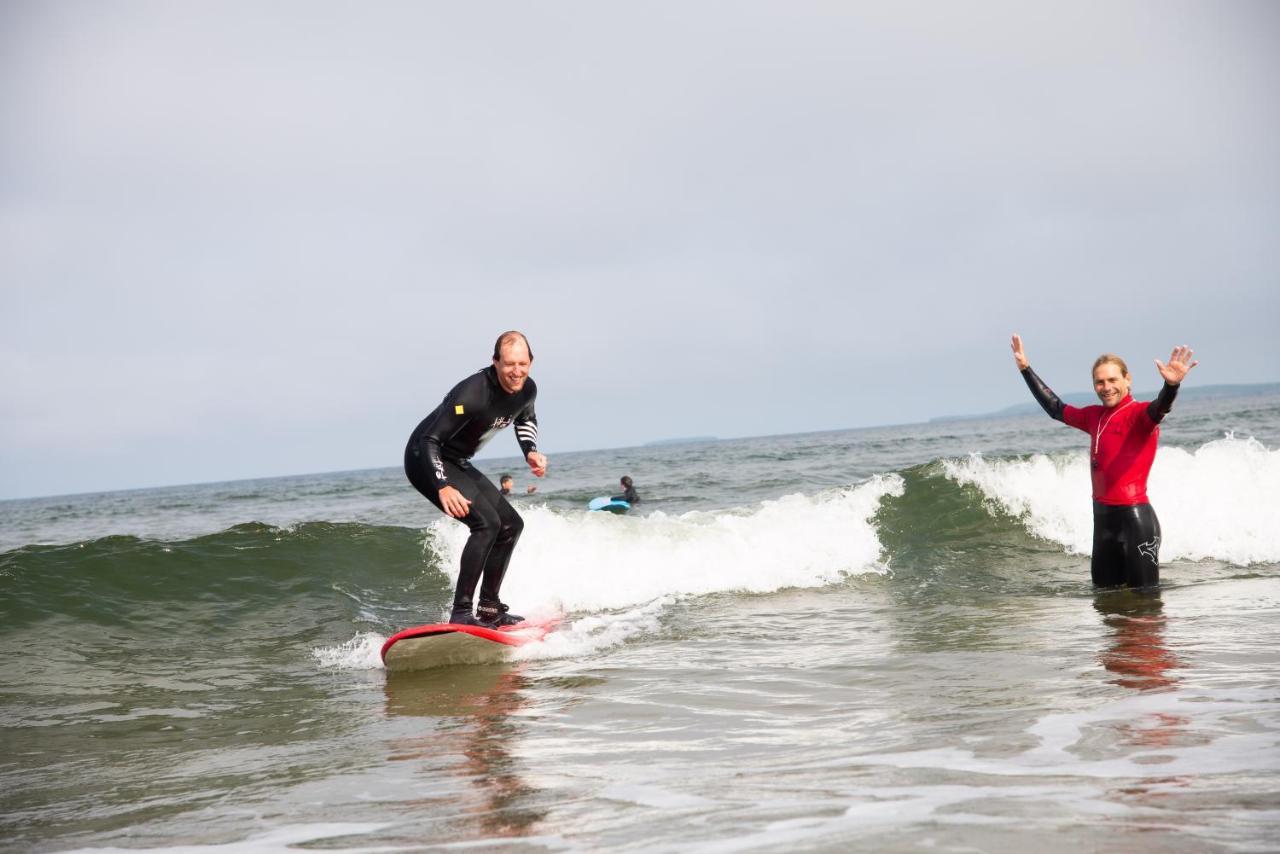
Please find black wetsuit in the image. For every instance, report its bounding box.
[1022,366,1178,588]
[612,486,640,504]
[404,366,538,618]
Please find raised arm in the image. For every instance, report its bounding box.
[1011,334,1066,422]
[1148,345,1198,423]
[1010,334,1029,371]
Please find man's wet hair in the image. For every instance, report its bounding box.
[1092,353,1130,378]
[621,476,633,488]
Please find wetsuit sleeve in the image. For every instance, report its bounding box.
[420,378,483,491]
[1020,367,1066,423]
[1146,382,1180,424]
[514,404,539,457]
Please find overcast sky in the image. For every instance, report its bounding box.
[2,1,1278,499]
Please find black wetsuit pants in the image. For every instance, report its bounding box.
[404,445,524,615]
[1091,502,1161,588]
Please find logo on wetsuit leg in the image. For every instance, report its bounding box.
[1138,536,1160,564]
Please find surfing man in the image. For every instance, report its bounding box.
[1010,334,1197,588]
[404,331,548,626]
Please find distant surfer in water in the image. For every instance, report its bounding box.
[500,474,536,497]
[404,331,548,626]
[612,475,640,505]
[1010,334,1197,588]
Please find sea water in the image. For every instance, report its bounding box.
[2,392,1278,852]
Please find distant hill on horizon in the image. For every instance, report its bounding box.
[934,381,1280,423]
[644,435,718,447]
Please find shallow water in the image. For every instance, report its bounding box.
[2,393,1278,851]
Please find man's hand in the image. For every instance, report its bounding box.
[1155,345,1198,386]
[438,485,471,519]
[1010,334,1029,371]
[526,451,548,478]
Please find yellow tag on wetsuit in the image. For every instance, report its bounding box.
[455,405,465,415]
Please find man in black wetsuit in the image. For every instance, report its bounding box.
[404,331,548,626]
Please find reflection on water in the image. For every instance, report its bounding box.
[1094,589,1190,751]
[383,665,546,839]
[1093,589,1180,694]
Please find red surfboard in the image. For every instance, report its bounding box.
[381,616,560,672]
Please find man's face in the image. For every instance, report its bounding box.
[494,340,531,394]
[1093,362,1131,408]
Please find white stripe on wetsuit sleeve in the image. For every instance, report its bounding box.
[515,423,538,443]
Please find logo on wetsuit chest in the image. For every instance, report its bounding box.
[489,416,513,430]
[1138,536,1160,564]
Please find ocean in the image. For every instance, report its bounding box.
[2,392,1278,852]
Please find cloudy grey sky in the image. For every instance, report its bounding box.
[2,1,1278,499]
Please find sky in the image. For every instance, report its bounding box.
[2,1,1278,500]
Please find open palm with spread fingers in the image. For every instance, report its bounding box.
[1155,345,1198,385]
[1010,334,1029,370]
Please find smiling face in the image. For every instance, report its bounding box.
[493,338,532,394]
[1092,361,1132,408]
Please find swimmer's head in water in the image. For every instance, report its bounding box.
[1092,354,1132,408]
[621,475,633,489]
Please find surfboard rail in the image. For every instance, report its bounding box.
[381,616,561,671]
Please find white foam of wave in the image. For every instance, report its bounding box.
[944,434,1280,565]
[943,451,1093,554]
[312,632,385,670]
[315,476,902,670]
[435,473,904,614]
[512,597,671,663]
[64,823,396,853]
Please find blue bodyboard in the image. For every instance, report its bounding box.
[588,496,630,514]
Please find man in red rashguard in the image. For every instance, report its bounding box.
[1010,335,1198,588]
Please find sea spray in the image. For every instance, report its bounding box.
[430,474,904,614]
[312,631,385,670]
[1149,434,1280,564]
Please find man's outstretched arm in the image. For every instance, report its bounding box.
[1012,333,1066,422]
[1148,345,1198,423]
